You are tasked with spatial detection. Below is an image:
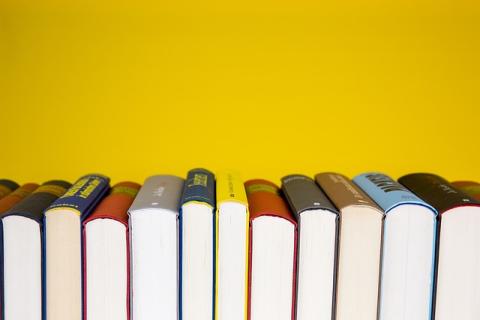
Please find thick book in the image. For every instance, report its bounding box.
[315,173,383,320]
[83,182,140,320]
[451,180,480,200]
[354,173,437,320]
[0,180,70,320]
[0,180,18,200]
[44,174,110,320]
[215,172,249,320]
[399,173,480,320]
[281,174,338,320]
[180,168,216,320]
[0,183,39,214]
[245,179,297,320]
[129,175,184,320]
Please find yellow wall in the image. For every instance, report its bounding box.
[1,0,479,185]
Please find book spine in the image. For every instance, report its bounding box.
[281,174,338,216]
[180,168,216,207]
[47,174,110,218]
[399,173,479,214]
[354,172,436,213]
[129,175,184,213]
[451,181,480,200]
[215,171,249,320]
[315,172,379,210]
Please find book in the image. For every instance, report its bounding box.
[354,173,437,320]
[315,173,383,320]
[180,168,216,320]
[0,180,19,200]
[281,174,338,320]
[83,182,140,320]
[45,174,110,320]
[451,181,480,200]
[0,183,39,214]
[399,173,480,320]
[0,180,71,320]
[215,172,249,320]
[245,179,297,320]
[129,175,184,320]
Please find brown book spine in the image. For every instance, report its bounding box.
[315,172,379,210]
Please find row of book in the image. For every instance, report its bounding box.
[0,170,479,320]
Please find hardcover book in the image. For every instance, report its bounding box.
[354,173,437,320]
[245,179,297,320]
[281,174,338,320]
[180,168,216,320]
[215,172,249,320]
[451,181,480,200]
[0,180,19,200]
[83,182,141,320]
[399,173,480,320]
[315,173,383,320]
[0,180,71,320]
[0,183,39,214]
[129,175,184,320]
[45,174,110,320]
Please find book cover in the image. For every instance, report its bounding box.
[281,174,338,320]
[451,181,480,201]
[0,183,39,214]
[315,172,383,320]
[82,182,140,320]
[45,174,109,320]
[0,180,19,200]
[245,179,297,320]
[0,180,70,320]
[129,175,184,320]
[215,171,249,320]
[354,172,437,320]
[399,173,480,320]
[180,168,216,320]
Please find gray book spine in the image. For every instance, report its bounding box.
[129,175,185,214]
[281,174,339,217]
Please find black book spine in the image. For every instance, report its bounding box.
[398,173,479,214]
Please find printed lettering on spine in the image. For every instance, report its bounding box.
[354,173,437,320]
[45,174,110,320]
[399,173,480,320]
[180,169,216,320]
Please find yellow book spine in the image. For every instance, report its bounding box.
[215,171,249,320]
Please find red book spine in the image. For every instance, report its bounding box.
[82,181,140,320]
[245,179,298,320]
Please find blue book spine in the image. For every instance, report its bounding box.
[353,172,436,214]
[46,174,110,219]
[354,172,437,320]
[179,168,216,320]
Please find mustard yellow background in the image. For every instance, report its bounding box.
[1,0,479,185]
